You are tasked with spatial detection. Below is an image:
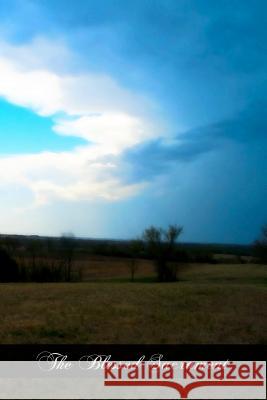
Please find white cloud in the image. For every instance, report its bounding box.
[0,37,162,204]
[0,148,146,206]
[0,57,63,116]
[54,112,153,154]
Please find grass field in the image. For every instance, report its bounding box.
[0,260,266,344]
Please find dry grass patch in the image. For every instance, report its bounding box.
[0,266,266,344]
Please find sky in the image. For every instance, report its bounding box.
[0,0,266,243]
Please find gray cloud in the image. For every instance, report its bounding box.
[122,102,267,182]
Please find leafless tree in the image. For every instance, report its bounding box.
[254,224,267,263]
[128,239,143,282]
[142,224,183,281]
[60,233,76,281]
[27,239,41,270]
[3,236,19,258]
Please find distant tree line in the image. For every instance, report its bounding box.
[0,223,266,283]
[0,233,79,283]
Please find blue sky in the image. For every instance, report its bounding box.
[0,100,86,153]
[0,0,266,243]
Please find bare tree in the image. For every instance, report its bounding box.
[46,238,57,269]
[3,236,19,258]
[0,247,19,282]
[253,224,267,263]
[27,239,41,270]
[60,233,76,281]
[128,239,143,282]
[142,224,183,282]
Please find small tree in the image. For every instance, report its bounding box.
[0,247,19,282]
[253,225,267,263]
[3,236,19,258]
[60,233,76,282]
[128,239,143,282]
[142,224,183,282]
[27,239,41,270]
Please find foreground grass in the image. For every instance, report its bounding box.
[0,263,266,344]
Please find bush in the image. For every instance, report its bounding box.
[0,248,19,282]
[253,225,267,263]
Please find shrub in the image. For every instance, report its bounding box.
[0,248,19,282]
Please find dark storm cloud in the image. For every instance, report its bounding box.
[123,102,267,182]
[1,0,266,243]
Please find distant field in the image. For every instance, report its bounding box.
[0,261,266,344]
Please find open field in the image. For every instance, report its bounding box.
[0,261,266,344]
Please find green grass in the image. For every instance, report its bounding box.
[0,263,266,344]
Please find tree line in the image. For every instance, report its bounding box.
[0,233,78,283]
[0,224,266,283]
